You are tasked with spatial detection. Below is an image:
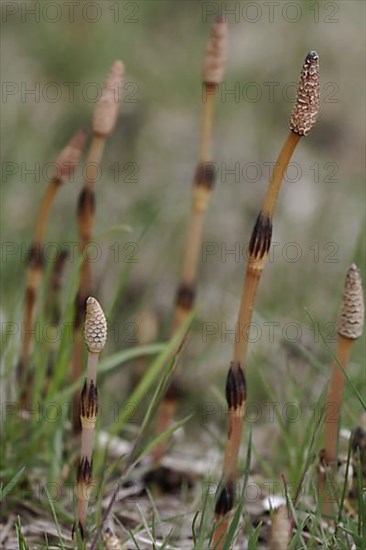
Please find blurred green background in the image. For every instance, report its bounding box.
[1,0,365,436]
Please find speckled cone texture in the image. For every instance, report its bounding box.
[337,264,364,339]
[54,128,87,184]
[84,297,107,353]
[290,51,320,136]
[202,18,228,85]
[93,60,124,137]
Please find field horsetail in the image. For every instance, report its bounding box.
[212,51,320,548]
[153,16,228,463]
[75,297,107,539]
[71,60,124,432]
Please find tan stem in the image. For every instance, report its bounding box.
[172,307,187,336]
[212,517,229,550]
[33,179,59,243]
[19,126,87,393]
[76,488,88,539]
[181,208,205,285]
[213,132,302,544]
[153,86,218,462]
[71,329,84,431]
[200,86,216,162]
[152,400,177,462]
[85,135,106,189]
[324,336,353,463]
[87,352,99,387]
[320,336,354,516]
[18,180,59,387]
[232,266,261,365]
[80,426,94,462]
[262,132,301,217]
[222,406,246,481]
[72,135,107,432]
[76,351,100,538]
[19,269,42,370]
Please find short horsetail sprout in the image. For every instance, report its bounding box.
[213,52,320,548]
[17,129,86,393]
[103,527,124,550]
[269,505,291,550]
[76,297,107,539]
[71,61,123,431]
[153,19,228,463]
[320,264,364,515]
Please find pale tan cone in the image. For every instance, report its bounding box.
[93,60,124,137]
[337,264,364,339]
[202,18,228,85]
[290,51,320,136]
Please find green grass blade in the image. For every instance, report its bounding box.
[45,486,66,550]
[0,466,25,501]
[110,311,194,437]
[16,516,30,550]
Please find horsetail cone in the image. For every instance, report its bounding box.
[93,60,124,137]
[54,128,87,184]
[84,297,107,353]
[337,264,364,339]
[202,18,228,85]
[290,51,320,136]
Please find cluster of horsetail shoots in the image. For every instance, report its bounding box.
[319,264,364,516]
[76,296,107,539]
[17,129,86,399]
[71,60,123,430]
[213,52,320,548]
[153,18,228,462]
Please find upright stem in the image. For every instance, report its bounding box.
[262,132,300,216]
[17,129,86,397]
[324,337,353,464]
[200,86,215,162]
[71,61,123,432]
[153,89,218,462]
[212,48,320,546]
[213,132,301,549]
[152,22,228,460]
[320,264,364,516]
[76,297,107,539]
